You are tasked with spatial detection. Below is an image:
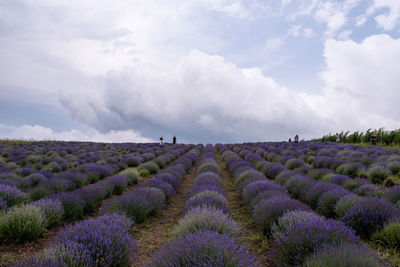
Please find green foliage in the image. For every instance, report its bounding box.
[372,222,400,249]
[0,205,45,243]
[312,128,400,146]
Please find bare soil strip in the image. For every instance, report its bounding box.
[217,155,276,267]
[132,163,199,266]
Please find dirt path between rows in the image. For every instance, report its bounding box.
[217,154,276,267]
[132,157,200,266]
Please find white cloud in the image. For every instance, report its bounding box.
[315,2,348,36]
[0,124,153,143]
[315,34,400,131]
[338,29,352,40]
[303,28,316,39]
[289,25,315,39]
[60,50,322,142]
[356,15,367,26]
[288,25,302,37]
[367,0,400,30]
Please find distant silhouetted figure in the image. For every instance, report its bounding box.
[160,136,164,147]
[288,138,291,142]
[294,134,299,143]
[371,131,377,147]
[336,133,340,144]
[173,135,177,144]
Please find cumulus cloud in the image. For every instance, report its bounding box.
[59,50,323,142]
[367,0,400,31]
[315,34,400,131]
[0,124,153,143]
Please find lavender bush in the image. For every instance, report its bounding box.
[142,178,176,200]
[270,210,324,239]
[253,196,311,235]
[341,197,400,238]
[54,214,137,266]
[183,195,229,214]
[59,192,85,221]
[303,243,382,267]
[31,198,64,228]
[0,184,27,207]
[0,205,45,243]
[148,231,258,267]
[0,197,8,211]
[242,180,286,204]
[275,218,359,266]
[368,166,392,184]
[317,188,350,218]
[171,207,239,238]
[382,185,400,204]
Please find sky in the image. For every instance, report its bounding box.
[1,0,400,144]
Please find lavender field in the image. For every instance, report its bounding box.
[0,140,399,266]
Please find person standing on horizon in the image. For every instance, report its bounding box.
[294,134,299,143]
[173,135,177,144]
[160,136,164,147]
[371,131,377,147]
[336,133,340,144]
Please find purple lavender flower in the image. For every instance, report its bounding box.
[242,180,287,204]
[0,197,8,211]
[275,218,359,266]
[341,197,400,239]
[354,183,379,197]
[317,188,351,218]
[76,184,108,213]
[302,182,340,209]
[186,184,225,200]
[382,185,400,204]
[54,214,137,266]
[184,195,229,214]
[0,184,27,207]
[303,242,382,267]
[160,165,186,181]
[155,173,179,189]
[327,174,351,185]
[253,196,311,235]
[31,198,64,228]
[284,175,314,198]
[148,231,258,267]
[172,207,239,238]
[266,164,286,179]
[142,178,176,200]
[58,192,85,221]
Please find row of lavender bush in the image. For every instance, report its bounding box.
[237,142,400,249]
[0,143,186,206]
[6,146,201,266]
[99,145,202,223]
[148,144,258,266]
[216,144,384,267]
[0,145,192,244]
[248,141,400,186]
